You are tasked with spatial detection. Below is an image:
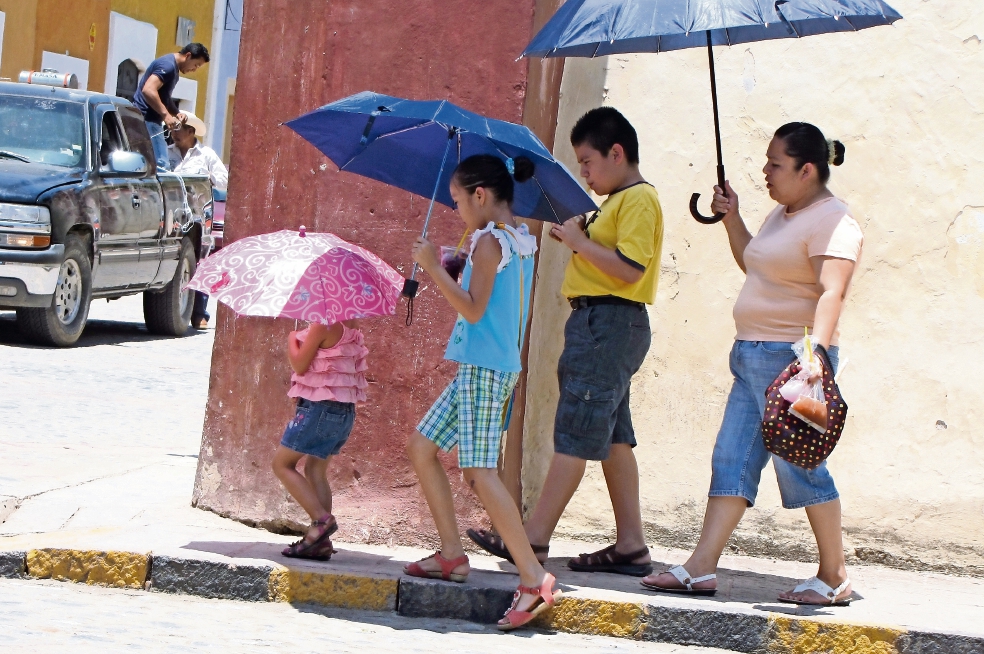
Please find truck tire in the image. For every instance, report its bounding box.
[16,234,93,347]
[143,237,196,336]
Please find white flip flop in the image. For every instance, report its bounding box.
[641,564,717,596]
[779,576,853,606]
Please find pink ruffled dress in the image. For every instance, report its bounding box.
[287,325,369,404]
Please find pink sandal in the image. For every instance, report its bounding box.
[403,551,469,583]
[497,572,562,631]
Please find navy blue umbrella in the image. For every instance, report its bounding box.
[287,92,596,301]
[521,0,902,223]
[287,91,595,229]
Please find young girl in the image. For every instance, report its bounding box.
[272,319,367,560]
[405,154,562,631]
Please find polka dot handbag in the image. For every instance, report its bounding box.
[762,345,848,470]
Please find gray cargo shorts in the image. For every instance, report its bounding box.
[553,302,651,461]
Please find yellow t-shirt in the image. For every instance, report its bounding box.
[561,182,664,304]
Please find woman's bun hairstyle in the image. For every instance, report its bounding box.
[511,156,535,183]
[453,154,534,205]
[774,122,844,183]
[829,140,846,167]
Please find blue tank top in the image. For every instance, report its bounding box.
[444,223,537,373]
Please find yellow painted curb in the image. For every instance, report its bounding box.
[26,549,148,589]
[534,597,646,639]
[268,566,397,612]
[768,615,906,654]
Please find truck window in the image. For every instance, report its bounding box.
[99,111,125,168]
[120,108,157,175]
[0,95,85,167]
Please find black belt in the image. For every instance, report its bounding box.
[568,296,645,310]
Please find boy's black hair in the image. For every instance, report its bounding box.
[180,43,210,62]
[570,107,639,164]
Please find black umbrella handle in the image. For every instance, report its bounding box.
[690,164,727,225]
[692,32,727,225]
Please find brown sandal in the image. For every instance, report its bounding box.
[282,514,338,560]
[404,551,469,583]
[567,544,653,577]
[466,528,549,563]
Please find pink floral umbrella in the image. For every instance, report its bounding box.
[186,228,405,324]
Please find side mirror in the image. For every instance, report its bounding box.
[107,150,148,175]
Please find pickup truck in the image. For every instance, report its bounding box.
[0,79,213,346]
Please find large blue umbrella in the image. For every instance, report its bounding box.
[286,92,596,299]
[521,0,902,223]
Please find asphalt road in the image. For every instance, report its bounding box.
[0,578,741,654]
[0,297,738,653]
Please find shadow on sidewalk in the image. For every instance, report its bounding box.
[0,312,207,348]
[291,602,542,639]
[181,539,859,613]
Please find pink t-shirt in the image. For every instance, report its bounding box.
[288,325,368,404]
[733,196,863,346]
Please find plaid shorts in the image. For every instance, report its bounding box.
[417,363,520,469]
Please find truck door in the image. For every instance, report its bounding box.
[119,107,165,285]
[88,106,137,290]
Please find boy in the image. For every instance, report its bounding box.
[470,107,663,576]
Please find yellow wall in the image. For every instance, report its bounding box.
[0,0,212,112]
[0,0,39,81]
[110,0,213,114]
[34,0,110,92]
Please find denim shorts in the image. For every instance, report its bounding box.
[280,398,356,459]
[709,340,840,509]
[554,303,651,461]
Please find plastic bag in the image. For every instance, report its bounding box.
[778,334,828,432]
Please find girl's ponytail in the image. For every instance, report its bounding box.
[453,154,535,205]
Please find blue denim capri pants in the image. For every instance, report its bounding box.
[709,340,840,509]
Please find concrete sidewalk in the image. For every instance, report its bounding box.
[2,488,982,654]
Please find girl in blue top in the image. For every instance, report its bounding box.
[405,154,561,630]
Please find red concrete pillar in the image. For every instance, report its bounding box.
[193,0,563,546]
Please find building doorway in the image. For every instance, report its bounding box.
[115,59,139,101]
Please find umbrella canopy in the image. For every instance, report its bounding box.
[520,0,902,223]
[186,228,405,324]
[522,0,902,56]
[285,91,596,224]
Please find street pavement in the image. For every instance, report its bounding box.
[2,297,983,653]
[0,577,733,653]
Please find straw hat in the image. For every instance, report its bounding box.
[180,112,207,138]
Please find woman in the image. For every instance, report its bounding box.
[641,123,863,606]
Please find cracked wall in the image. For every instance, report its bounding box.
[523,1,984,574]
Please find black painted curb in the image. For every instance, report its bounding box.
[642,604,769,653]
[149,555,275,602]
[397,576,514,624]
[0,551,26,578]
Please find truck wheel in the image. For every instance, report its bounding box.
[16,234,93,347]
[143,237,196,336]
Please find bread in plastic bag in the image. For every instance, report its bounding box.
[778,335,828,432]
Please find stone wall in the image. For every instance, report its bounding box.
[193,0,562,547]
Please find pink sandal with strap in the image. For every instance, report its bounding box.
[497,572,562,631]
[403,551,469,583]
